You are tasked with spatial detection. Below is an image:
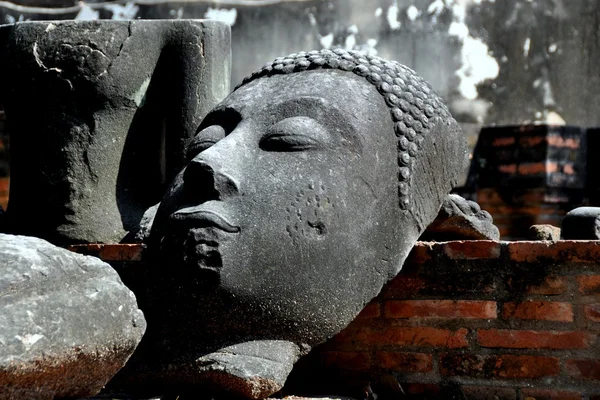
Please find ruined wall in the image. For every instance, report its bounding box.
[71,240,600,399]
[0,0,598,127]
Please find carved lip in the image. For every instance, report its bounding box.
[171,201,240,233]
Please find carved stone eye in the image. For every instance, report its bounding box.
[260,116,330,152]
[186,125,226,161]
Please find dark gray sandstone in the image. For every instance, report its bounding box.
[0,233,146,399]
[119,49,468,397]
[561,207,600,240]
[420,194,500,241]
[0,19,231,244]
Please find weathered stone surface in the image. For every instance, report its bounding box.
[132,203,159,243]
[0,233,146,399]
[561,207,600,240]
[129,49,467,397]
[0,19,231,244]
[529,224,561,241]
[421,194,500,241]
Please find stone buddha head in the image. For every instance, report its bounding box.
[146,48,466,358]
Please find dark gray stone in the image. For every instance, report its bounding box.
[0,1,597,128]
[529,224,561,241]
[0,19,231,244]
[420,194,500,241]
[560,207,600,239]
[0,233,146,398]
[131,49,467,397]
[132,202,160,243]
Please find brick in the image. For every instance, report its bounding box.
[502,301,573,322]
[508,242,600,263]
[356,303,380,319]
[407,242,434,264]
[381,275,427,298]
[462,386,517,400]
[353,326,469,348]
[564,359,600,380]
[321,351,370,371]
[68,244,144,261]
[577,275,600,295]
[478,329,594,349]
[443,241,501,260]
[382,273,496,299]
[520,389,582,400]
[441,354,560,379]
[375,352,432,372]
[524,275,569,295]
[403,383,442,396]
[493,355,561,379]
[584,304,600,322]
[385,300,497,319]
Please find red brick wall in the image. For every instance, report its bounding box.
[308,241,600,399]
[69,241,600,399]
[476,188,578,240]
[0,177,8,210]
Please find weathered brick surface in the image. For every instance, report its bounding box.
[440,354,560,379]
[584,304,600,322]
[355,303,380,319]
[577,275,600,295]
[564,359,600,380]
[502,301,573,322]
[443,240,501,260]
[68,244,144,261]
[351,327,469,348]
[520,389,583,400]
[522,275,569,295]
[78,240,600,398]
[385,300,497,319]
[375,352,432,372]
[508,241,600,263]
[478,329,594,349]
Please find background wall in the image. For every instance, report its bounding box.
[0,0,599,128]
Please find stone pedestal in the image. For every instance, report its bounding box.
[0,20,230,244]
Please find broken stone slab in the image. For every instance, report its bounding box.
[529,224,561,241]
[561,207,600,240]
[420,194,500,241]
[0,19,231,244]
[0,233,146,399]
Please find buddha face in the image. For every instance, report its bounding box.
[149,70,415,345]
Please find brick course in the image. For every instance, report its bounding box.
[70,240,600,399]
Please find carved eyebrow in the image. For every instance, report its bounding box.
[268,96,363,154]
[196,106,243,135]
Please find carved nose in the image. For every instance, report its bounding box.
[183,156,240,201]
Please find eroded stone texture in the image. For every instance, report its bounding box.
[561,207,600,240]
[0,233,146,398]
[421,194,500,241]
[529,224,561,241]
[0,19,230,244]
[126,49,467,397]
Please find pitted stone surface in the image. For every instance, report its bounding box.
[238,48,454,210]
[0,20,231,244]
[0,233,146,399]
[421,194,500,241]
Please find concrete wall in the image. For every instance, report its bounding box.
[0,0,598,127]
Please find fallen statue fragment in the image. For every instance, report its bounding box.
[0,234,146,399]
